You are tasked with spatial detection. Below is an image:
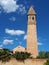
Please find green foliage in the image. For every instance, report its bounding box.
[44,60,49,65]
[1,48,49,63]
[37,51,45,59]
[0,48,11,62]
[0,48,32,62]
[37,51,49,59]
[13,52,32,61]
[45,52,49,58]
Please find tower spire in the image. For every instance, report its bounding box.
[28,6,36,15]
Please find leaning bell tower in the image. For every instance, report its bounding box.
[27,6,38,58]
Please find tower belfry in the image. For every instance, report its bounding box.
[27,6,38,58]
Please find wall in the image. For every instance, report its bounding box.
[0,59,47,65]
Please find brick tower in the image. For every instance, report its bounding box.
[27,6,38,58]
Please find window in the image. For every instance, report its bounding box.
[32,17,34,20]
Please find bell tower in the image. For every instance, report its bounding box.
[27,6,38,58]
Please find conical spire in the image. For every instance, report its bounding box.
[28,6,36,15]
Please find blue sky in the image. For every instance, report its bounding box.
[0,0,49,51]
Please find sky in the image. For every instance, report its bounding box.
[0,0,49,51]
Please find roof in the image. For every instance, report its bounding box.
[28,6,36,15]
[13,46,25,52]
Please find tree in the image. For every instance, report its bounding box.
[37,51,45,59]
[45,52,49,58]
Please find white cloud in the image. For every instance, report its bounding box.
[3,39,13,45]
[5,29,25,35]
[18,5,26,14]
[0,0,19,13]
[9,17,16,21]
[24,35,27,40]
[0,0,26,14]
[38,42,43,46]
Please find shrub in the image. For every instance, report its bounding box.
[0,48,12,62]
[13,52,32,61]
